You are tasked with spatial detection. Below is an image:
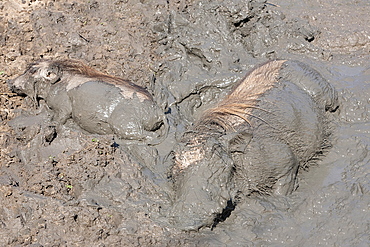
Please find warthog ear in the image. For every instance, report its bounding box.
[39,64,61,84]
[220,131,252,153]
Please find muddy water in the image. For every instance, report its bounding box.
[1,0,369,246]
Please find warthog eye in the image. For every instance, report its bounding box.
[28,67,38,74]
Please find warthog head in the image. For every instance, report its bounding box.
[8,61,61,100]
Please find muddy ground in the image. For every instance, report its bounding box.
[0,0,369,246]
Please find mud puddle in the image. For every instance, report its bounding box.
[1,0,369,246]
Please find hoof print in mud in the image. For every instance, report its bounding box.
[8,59,167,144]
[169,60,339,231]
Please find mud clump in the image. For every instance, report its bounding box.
[9,59,167,144]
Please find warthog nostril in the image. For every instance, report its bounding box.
[11,86,17,93]
[8,82,24,95]
[5,79,19,93]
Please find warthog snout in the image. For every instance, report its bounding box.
[7,78,28,96]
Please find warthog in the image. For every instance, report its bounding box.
[169,60,339,230]
[9,59,166,143]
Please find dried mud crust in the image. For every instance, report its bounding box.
[0,134,178,246]
[1,0,166,85]
[1,0,370,246]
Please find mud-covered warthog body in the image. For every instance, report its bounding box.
[169,60,339,230]
[9,59,166,143]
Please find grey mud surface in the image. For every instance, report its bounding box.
[0,0,369,246]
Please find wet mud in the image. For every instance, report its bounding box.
[1,0,369,246]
